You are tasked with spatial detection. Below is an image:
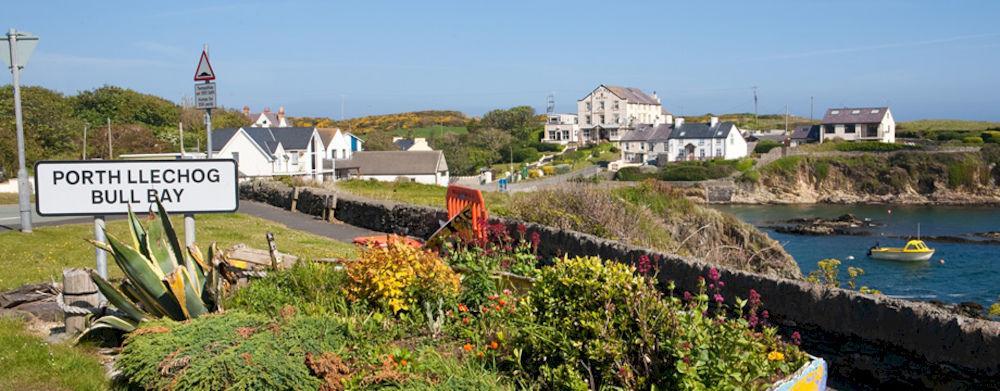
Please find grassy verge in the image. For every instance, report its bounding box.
[0,193,34,205]
[0,213,355,291]
[0,317,108,391]
[336,180,509,212]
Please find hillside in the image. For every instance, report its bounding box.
[292,110,468,134]
[684,112,815,131]
[736,145,1000,204]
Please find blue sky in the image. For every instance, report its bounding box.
[3,1,1000,120]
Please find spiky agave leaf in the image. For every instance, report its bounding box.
[103,232,185,319]
[144,211,178,275]
[187,244,208,297]
[75,315,139,344]
[163,267,208,319]
[155,200,187,269]
[89,270,147,323]
[126,205,147,252]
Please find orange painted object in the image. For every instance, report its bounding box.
[352,234,423,248]
[446,185,488,240]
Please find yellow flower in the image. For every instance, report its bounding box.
[767,351,785,362]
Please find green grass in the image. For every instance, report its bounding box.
[898,119,1000,132]
[390,125,468,138]
[0,317,108,391]
[0,193,34,205]
[336,179,509,212]
[0,213,356,291]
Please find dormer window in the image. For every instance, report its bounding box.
[830,110,840,115]
[851,110,861,114]
[870,109,880,114]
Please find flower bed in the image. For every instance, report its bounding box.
[112,224,818,390]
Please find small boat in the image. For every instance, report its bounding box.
[867,240,935,262]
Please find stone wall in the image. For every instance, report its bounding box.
[240,180,999,389]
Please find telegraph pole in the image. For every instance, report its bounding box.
[784,105,789,134]
[82,123,88,160]
[5,29,39,232]
[810,96,814,121]
[752,86,758,129]
[106,117,113,159]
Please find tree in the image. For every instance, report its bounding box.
[362,131,396,151]
[0,85,82,172]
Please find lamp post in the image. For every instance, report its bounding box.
[3,29,39,232]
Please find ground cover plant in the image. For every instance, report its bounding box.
[116,220,811,390]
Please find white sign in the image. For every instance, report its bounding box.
[34,160,238,216]
[193,50,215,81]
[195,82,216,109]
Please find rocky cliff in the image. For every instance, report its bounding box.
[734,148,1000,204]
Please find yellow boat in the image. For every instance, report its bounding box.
[867,240,935,262]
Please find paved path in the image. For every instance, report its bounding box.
[0,201,380,244]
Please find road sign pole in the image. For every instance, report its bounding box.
[184,213,195,247]
[94,216,107,279]
[8,29,32,232]
[205,108,212,158]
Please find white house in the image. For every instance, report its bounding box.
[211,127,326,181]
[542,113,580,144]
[336,151,450,186]
[392,137,434,151]
[617,117,748,164]
[819,107,895,143]
[317,128,365,160]
[578,85,670,142]
[242,106,291,128]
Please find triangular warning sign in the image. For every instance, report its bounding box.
[194,51,216,81]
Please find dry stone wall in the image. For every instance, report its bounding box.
[239,180,999,389]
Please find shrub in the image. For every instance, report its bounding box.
[345,239,460,313]
[981,131,1000,143]
[738,169,761,183]
[754,140,781,154]
[225,261,348,317]
[765,156,803,174]
[541,165,555,175]
[552,164,571,174]
[517,256,676,389]
[963,136,984,144]
[947,159,981,189]
[614,166,652,181]
[812,160,830,182]
[834,141,915,152]
[511,147,541,163]
[658,162,733,181]
[531,142,564,153]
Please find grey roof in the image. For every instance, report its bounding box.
[338,151,447,175]
[393,139,416,151]
[618,123,672,142]
[251,112,280,126]
[670,122,737,139]
[791,125,820,141]
[821,107,888,124]
[211,127,315,154]
[604,85,659,105]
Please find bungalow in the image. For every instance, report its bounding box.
[317,128,364,160]
[241,106,291,128]
[211,126,325,181]
[820,107,895,143]
[336,151,450,186]
[790,125,821,146]
[617,117,748,165]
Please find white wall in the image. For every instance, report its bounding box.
[218,130,274,177]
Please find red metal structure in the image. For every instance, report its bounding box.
[445,185,488,241]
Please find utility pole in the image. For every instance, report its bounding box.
[752,86,758,129]
[784,105,789,134]
[810,96,814,121]
[82,123,88,160]
[106,117,113,159]
[5,29,39,233]
[179,121,185,158]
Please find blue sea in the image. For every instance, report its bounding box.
[712,204,1000,307]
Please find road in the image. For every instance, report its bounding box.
[0,201,379,243]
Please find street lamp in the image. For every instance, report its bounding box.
[2,28,39,233]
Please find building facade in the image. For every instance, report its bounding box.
[318,128,364,160]
[336,151,450,186]
[542,113,580,144]
[577,85,669,142]
[819,107,895,143]
[211,127,325,181]
[617,117,748,165]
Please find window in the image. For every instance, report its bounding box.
[851,110,861,114]
[830,110,840,115]
[585,115,591,124]
[698,140,705,146]
[231,152,240,163]
[824,125,835,134]
[290,153,299,165]
[614,114,620,123]
[562,130,569,139]
[700,149,706,158]
[549,131,558,140]
[715,148,722,156]
[586,102,592,110]
[870,109,880,114]
[845,124,856,133]
[614,101,620,110]
[729,136,734,145]
[599,114,605,124]
[599,101,605,110]
[641,143,645,150]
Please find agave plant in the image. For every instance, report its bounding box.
[81,201,225,338]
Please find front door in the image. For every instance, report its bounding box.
[684,144,696,161]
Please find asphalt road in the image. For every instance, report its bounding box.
[0,201,379,244]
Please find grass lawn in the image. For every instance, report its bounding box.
[0,317,108,391]
[336,180,509,212]
[0,213,356,291]
[0,192,34,205]
[898,119,1000,132]
[390,125,468,138]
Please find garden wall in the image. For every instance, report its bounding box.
[239,180,999,389]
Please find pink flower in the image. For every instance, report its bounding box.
[791,331,802,346]
[761,310,769,319]
[709,283,715,290]
[530,231,541,249]
[637,254,652,274]
[748,289,761,308]
[748,314,759,328]
[718,281,725,288]
[708,267,720,282]
[516,223,527,236]
[683,291,693,302]
[713,293,724,304]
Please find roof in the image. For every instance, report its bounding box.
[618,123,672,142]
[251,112,281,127]
[316,127,341,146]
[338,151,448,175]
[821,107,889,124]
[791,125,821,141]
[581,85,660,105]
[393,139,416,150]
[671,122,737,139]
[211,127,315,154]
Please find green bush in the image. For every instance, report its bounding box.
[658,162,733,181]
[765,156,803,174]
[517,256,676,389]
[812,160,831,182]
[511,147,541,163]
[833,141,916,152]
[754,140,781,154]
[947,159,981,188]
[738,169,761,183]
[963,136,985,144]
[531,142,564,153]
[553,164,571,174]
[614,166,652,181]
[225,261,348,317]
[981,131,1000,143]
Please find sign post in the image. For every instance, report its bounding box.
[34,160,239,277]
[192,45,218,246]
[3,29,39,232]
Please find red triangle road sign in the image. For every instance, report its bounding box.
[194,50,216,81]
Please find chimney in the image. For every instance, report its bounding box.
[263,107,271,113]
[277,106,286,123]
[653,91,660,104]
[664,114,673,125]
[710,116,719,127]
[674,117,685,128]
[242,105,250,118]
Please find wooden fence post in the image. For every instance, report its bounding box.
[63,268,100,335]
[266,232,279,270]
[290,187,300,211]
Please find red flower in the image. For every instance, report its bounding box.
[516,223,527,236]
[637,254,652,274]
[530,231,541,249]
[713,293,724,304]
[791,331,802,346]
[683,291,693,302]
[708,267,720,282]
